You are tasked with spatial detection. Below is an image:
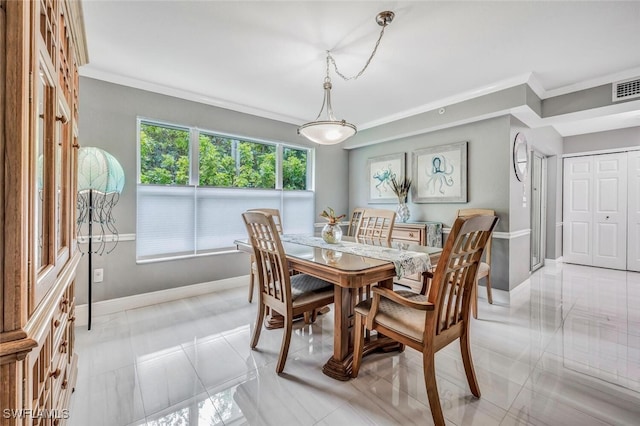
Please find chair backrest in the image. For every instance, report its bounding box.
[456,208,495,265]
[247,208,283,234]
[356,208,396,244]
[427,215,498,337]
[242,211,291,311]
[347,207,366,237]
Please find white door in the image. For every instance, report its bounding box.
[563,156,594,265]
[592,153,627,269]
[628,150,640,272]
[563,152,627,269]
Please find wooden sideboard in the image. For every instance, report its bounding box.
[1,1,87,424]
[391,222,443,292]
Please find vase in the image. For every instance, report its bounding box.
[396,201,411,223]
[322,249,343,264]
[321,223,343,244]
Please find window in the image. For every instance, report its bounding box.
[283,147,308,190]
[140,122,190,185]
[198,133,276,189]
[136,119,314,261]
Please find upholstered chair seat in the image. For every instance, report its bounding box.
[354,290,428,343]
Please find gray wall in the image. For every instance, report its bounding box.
[315,144,349,221]
[77,77,349,304]
[507,120,563,287]
[349,116,511,228]
[542,84,640,118]
[349,116,513,290]
[508,118,532,289]
[344,84,532,149]
[563,126,640,154]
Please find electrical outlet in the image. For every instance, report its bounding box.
[94,268,104,283]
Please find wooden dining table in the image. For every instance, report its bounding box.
[235,235,442,381]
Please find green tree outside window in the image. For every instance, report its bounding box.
[283,147,307,190]
[140,121,309,190]
[140,123,190,185]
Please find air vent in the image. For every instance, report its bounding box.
[612,77,640,102]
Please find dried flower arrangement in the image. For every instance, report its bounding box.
[390,176,412,203]
[319,207,346,224]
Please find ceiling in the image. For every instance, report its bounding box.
[80,1,640,140]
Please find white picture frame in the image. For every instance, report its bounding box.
[367,153,405,203]
[412,141,468,203]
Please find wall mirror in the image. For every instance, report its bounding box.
[513,132,529,182]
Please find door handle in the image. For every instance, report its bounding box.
[605,216,610,220]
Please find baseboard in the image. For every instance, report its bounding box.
[544,256,563,263]
[508,277,531,297]
[75,275,248,327]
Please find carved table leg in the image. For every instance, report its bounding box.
[263,307,284,329]
[322,279,401,381]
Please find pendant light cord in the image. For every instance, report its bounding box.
[326,20,389,81]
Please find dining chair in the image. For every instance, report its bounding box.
[246,208,283,303]
[353,208,397,304]
[242,210,335,373]
[355,208,396,244]
[347,207,366,237]
[351,214,499,425]
[456,208,496,318]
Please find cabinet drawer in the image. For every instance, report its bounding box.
[395,274,423,293]
[51,362,66,410]
[392,228,422,243]
[51,309,66,341]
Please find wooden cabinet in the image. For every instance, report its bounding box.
[1,1,87,424]
[392,222,442,292]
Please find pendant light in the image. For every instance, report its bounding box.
[298,11,394,145]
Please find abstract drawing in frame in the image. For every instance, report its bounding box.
[367,153,405,203]
[411,141,468,203]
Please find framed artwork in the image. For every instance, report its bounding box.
[367,153,405,203]
[411,141,467,203]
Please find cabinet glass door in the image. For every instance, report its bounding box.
[55,97,71,264]
[35,69,48,272]
[33,61,57,309]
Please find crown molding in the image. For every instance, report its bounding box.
[542,66,640,99]
[79,67,303,125]
[358,73,535,131]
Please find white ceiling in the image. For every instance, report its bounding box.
[80,1,640,139]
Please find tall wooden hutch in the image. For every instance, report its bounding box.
[1,1,87,424]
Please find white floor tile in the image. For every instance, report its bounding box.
[67,266,640,425]
[136,347,207,418]
[68,364,145,426]
[506,387,610,426]
[182,333,253,389]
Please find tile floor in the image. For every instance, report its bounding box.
[68,262,640,425]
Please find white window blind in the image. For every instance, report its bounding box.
[195,188,280,252]
[137,185,196,259]
[137,185,314,261]
[282,190,315,234]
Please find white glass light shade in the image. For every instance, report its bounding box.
[77,147,125,194]
[298,120,357,145]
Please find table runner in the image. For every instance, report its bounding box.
[280,234,430,279]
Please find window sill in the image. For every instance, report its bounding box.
[136,248,241,265]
